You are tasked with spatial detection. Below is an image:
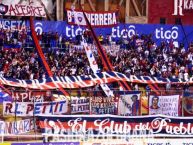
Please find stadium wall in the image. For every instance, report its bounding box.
[148,0,193,25]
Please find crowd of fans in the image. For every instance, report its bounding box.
[0,27,193,83]
[108,36,193,81]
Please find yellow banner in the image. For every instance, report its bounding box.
[141,95,148,115]
[0,143,11,145]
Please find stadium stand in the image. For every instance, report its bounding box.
[0,28,193,82]
[1,0,193,144]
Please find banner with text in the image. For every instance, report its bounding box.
[30,20,193,48]
[0,1,46,17]
[0,119,34,135]
[91,96,116,115]
[3,100,68,116]
[38,114,193,137]
[1,19,193,48]
[1,19,193,47]
[11,91,50,102]
[148,95,180,116]
[66,9,118,27]
[71,97,90,114]
[0,19,26,31]
[1,71,193,90]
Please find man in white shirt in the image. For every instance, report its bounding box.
[149,95,162,115]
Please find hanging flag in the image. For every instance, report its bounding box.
[0,89,12,103]
[82,40,114,97]
[0,71,191,90]
[79,5,131,91]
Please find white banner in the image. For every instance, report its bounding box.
[118,92,140,116]
[3,100,68,116]
[71,97,90,114]
[149,95,180,116]
[0,119,34,135]
[0,1,46,17]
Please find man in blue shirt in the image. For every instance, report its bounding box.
[131,94,139,116]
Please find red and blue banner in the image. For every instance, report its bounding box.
[3,44,21,52]
[0,89,12,103]
[38,114,193,137]
[0,71,192,89]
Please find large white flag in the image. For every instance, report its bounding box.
[82,41,114,97]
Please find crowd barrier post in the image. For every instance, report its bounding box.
[69,89,72,115]
[89,91,92,115]
[182,90,184,117]
[0,134,3,143]
[14,88,19,141]
[33,89,37,140]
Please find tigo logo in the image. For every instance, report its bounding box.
[35,22,43,34]
[155,26,178,40]
[111,25,136,38]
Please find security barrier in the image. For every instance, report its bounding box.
[0,88,192,142]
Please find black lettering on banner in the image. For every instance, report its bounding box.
[26,5,31,15]
[9,4,16,15]
[2,3,45,17]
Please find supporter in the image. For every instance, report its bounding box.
[37,32,42,45]
[131,94,139,115]
[75,32,83,45]
[98,34,104,44]
[83,29,93,44]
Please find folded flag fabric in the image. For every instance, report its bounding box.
[0,89,12,103]
[3,44,21,52]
